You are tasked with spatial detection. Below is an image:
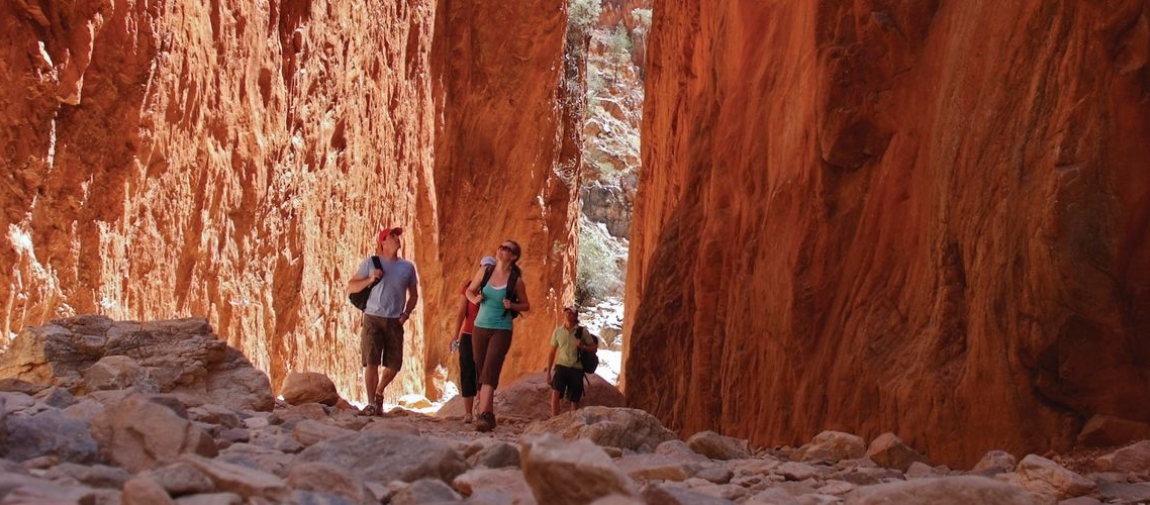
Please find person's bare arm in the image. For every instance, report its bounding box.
[546,346,557,385]
[400,282,419,323]
[465,267,486,304]
[346,265,381,294]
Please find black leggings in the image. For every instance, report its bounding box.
[458,333,477,397]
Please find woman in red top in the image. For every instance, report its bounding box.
[452,256,495,423]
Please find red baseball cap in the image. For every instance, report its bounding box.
[378,227,403,243]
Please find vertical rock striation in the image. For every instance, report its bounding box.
[430,0,583,390]
[1,0,578,403]
[626,0,1150,467]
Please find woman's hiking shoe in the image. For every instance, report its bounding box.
[360,404,379,417]
[475,412,496,432]
[463,414,474,424]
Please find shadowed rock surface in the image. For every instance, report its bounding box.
[626,0,1150,467]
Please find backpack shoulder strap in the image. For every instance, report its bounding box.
[506,267,520,301]
[479,265,495,289]
[368,256,384,289]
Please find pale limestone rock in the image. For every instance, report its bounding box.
[297,430,468,484]
[844,476,1050,504]
[1005,454,1095,498]
[1095,440,1150,474]
[687,430,752,460]
[90,394,217,472]
[521,406,676,452]
[795,431,865,463]
[122,476,176,505]
[866,432,927,472]
[521,433,636,504]
[615,453,696,482]
[291,419,355,447]
[280,372,341,407]
[180,454,288,501]
[451,468,538,504]
[286,461,372,503]
[973,450,1018,475]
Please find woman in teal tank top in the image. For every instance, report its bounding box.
[465,239,531,432]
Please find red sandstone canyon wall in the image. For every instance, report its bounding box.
[1,0,578,403]
[626,0,1150,467]
[429,0,583,391]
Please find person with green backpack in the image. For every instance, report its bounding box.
[546,305,598,416]
[345,227,419,416]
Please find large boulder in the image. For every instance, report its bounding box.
[0,316,273,412]
[279,372,341,407]
[89,393,218,472]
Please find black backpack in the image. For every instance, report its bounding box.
[349,257,384,311]
[575,326,599,374]
[478,264,522,319]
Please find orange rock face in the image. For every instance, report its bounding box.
[1,1,578,404]
[626,1,1150,467]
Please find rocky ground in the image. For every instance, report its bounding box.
[0,316,1147,504]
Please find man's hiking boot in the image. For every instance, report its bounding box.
[475,412,496,432]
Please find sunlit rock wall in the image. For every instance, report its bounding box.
[1,0,579,404]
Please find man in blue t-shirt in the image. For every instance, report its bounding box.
[346,226,419,416]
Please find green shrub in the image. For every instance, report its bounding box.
[569,0,602,34]
[576,218,624,304]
